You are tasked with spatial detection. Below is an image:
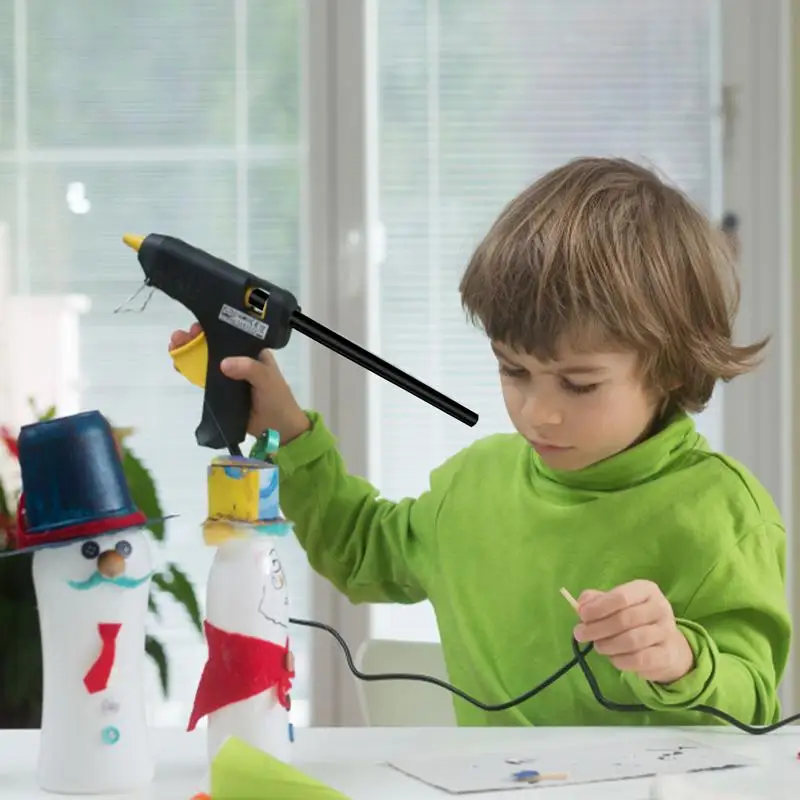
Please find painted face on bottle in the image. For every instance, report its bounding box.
[66,533,153,592]
[258,547,289,635]
[205,534,291,643]
[33,529,153,618]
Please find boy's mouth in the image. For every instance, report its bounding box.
[528,439,574,455]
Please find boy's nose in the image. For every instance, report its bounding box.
[522,395,562,427]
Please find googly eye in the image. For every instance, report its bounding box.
[81,541,100,560]
[271,570,286,590]
[115,540,132,558]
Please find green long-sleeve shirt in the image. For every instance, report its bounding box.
[272,410,790,727]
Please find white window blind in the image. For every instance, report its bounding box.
[2,0,313,727]
[369,0,722,641]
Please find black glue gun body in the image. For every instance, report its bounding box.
[130,233,299,451]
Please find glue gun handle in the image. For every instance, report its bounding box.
[196,351,251,451]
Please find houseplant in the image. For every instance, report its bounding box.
[0,404,203,728]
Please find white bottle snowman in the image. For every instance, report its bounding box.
[187,433,296,766]
[0,410,163,794]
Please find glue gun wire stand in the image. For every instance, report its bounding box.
[290,617,800,735]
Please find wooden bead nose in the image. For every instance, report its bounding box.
[97,550,125,578]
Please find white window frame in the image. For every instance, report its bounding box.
[720,0,795,707]
[304,0,376,726]
[307,0,796,724]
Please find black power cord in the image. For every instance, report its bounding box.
[290,617,800,734]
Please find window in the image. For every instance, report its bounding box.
[4,0,789,725]
[369,0,722,641]
[4,0,313,727]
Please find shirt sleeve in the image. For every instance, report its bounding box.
[622,521,791,726]
[270,410,465,605]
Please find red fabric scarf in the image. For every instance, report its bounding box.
[187,620,294,732]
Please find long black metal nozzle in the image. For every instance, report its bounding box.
[290,311,478,427]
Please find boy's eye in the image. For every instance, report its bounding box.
[562,379,599,395]
[499,364,527,379]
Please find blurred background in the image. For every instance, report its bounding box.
[0,0,795,729]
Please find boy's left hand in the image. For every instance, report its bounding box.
[573,580,694,684]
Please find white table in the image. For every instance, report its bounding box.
[0,726,798,799]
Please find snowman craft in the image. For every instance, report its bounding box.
[187,432,296,766]
[0,410,164,794]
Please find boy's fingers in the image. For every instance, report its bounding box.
[220,352,280,391]
[220,356,267,386]
[168,330,192,351]
[573,603,663,642]
[580,580,657,622]
[611,579,662,606]
[594,623,664,657]
[577,589,603,606]
[256,348,277,367]
[168,321,204,351]
[579,593,628,622]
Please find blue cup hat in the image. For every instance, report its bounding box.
[0,410,167,556]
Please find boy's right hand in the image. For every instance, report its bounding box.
[168,322,311,445]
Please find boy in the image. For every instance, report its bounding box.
[170,157,790,727]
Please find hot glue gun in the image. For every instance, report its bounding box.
[122,233,478,453]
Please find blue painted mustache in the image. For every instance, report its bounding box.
[68,571,153,591]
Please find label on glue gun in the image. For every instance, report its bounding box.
[219,304,269,340]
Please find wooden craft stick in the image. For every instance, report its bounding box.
[559,586,580,612]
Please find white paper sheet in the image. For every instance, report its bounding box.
[387,737,756,794]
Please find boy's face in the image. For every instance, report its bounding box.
[492,340,661,471]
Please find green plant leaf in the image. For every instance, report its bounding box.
[145,635,169,697]
[148,591,161,620]
[121,448,165,541]
[27,398,56,421]
[152,564,203,633]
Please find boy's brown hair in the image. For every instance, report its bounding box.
[459,156,767,413]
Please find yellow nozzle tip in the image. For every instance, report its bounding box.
[122,233,145,252]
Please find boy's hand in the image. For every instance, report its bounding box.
[573,580,694,685]
[169,322,311,445]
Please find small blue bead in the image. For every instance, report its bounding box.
[288,722,295,743]
[101,725,120,745]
